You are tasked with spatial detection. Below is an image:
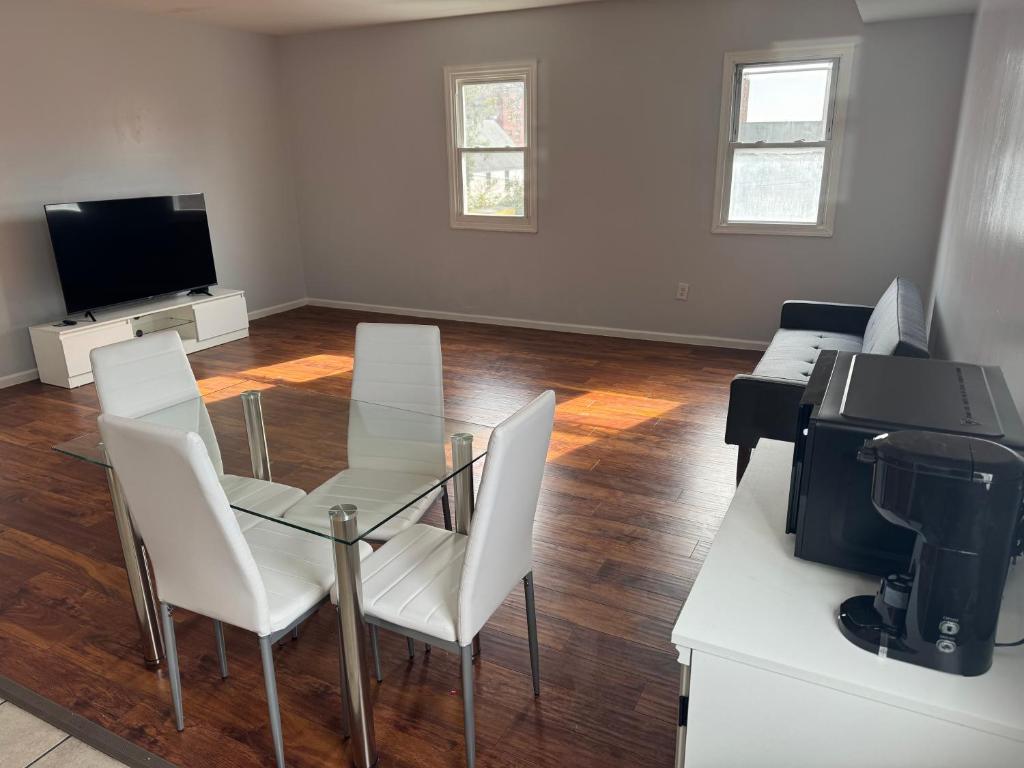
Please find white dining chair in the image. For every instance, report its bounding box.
[90,331,307,531]
[335,390,556,768]
[98,413,372,768]
[285,323,452,539]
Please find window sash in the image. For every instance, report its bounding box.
[445,62,537,232]
[730,58,840,145]
[455,76,529,151]
[721,143,833,226]
[713,47,853,235]
[457,147,530,218]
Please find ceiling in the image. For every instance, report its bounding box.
[77,0,983,36]
[855,0,979,22]
[78,0,608,35]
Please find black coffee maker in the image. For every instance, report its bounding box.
[838,430,1024,676]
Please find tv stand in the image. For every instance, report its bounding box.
[29,288,249,388]
[187,286,213,297]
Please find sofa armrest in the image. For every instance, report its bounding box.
[725,374,807,449]
[780,301,874,335]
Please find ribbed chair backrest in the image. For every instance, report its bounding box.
[98,414,270,634]
[351,323,444,415]
[348,323,446,478]
[90,331,223,474]
[457,390,555,645]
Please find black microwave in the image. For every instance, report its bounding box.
[786,352,1024,576]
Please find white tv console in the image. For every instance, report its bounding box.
[29,287,249,388]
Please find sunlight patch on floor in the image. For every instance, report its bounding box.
[548,390,681,461]
[199,378,275,403]
[241,354,354,384]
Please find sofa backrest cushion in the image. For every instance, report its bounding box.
[862,277,929,358]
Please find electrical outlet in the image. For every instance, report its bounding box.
[676,282,690,301]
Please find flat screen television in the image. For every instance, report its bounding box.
[44,193,218,315]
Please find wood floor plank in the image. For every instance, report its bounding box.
[0,305,757,767]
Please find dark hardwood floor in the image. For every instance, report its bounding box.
[0,306,759,768]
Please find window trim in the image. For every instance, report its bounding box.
[711,43,856,237]
[444,61,538,233]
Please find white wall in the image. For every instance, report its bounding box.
[0,0,305,380]
[929,0,1024,411]
[279,0,972,345]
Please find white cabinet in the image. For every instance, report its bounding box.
[29,288,249,388]
[672,440,1024,768]
[61,321,134,378]
[194,293,249,341]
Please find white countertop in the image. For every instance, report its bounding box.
[672,440,1024,742]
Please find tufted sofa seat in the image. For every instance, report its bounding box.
[725,277,929,480]
[752,329,864,382]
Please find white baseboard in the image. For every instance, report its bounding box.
[0,368,39,389]
[5,298,763,392]
[247,298,308,320]
[306,298,769,351]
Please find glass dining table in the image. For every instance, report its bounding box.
[54,382,494,768]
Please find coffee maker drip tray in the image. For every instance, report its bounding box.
[839,595,916,662]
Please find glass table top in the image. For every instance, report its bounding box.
[55,382,493,544]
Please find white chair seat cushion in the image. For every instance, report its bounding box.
[244,520,372,635]
[220,474,306,532]
[284,469,442,541]
[339,524,467,643]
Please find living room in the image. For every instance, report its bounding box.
[0,0,1021,767]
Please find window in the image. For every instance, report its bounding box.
[712,44,854,236]
[445,62,537,232]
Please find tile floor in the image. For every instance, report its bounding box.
[0,699,128,768]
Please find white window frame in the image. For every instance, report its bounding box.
[444,61,538,233]
[711,43,855,237]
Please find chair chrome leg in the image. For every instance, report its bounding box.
[159,603,185,731]
[441,486,452,531]
[370,625,383,683]
[258,636,286,768]
[213,620,229,679]
[461,645,476,768]
[406,637,415,659]
[524,572,541,697]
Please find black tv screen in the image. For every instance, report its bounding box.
[45,193,218,315]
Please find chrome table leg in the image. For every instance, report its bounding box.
[241,390,272,481]
[104,456,163,667]
[451,433,480,657]
[451,433,475,535]
[330,505,378,768]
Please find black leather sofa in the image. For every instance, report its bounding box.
[725,277,930,480]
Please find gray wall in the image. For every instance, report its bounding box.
[929,1,1024,412]
[279,0,972,345]
[0,0,305,380]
